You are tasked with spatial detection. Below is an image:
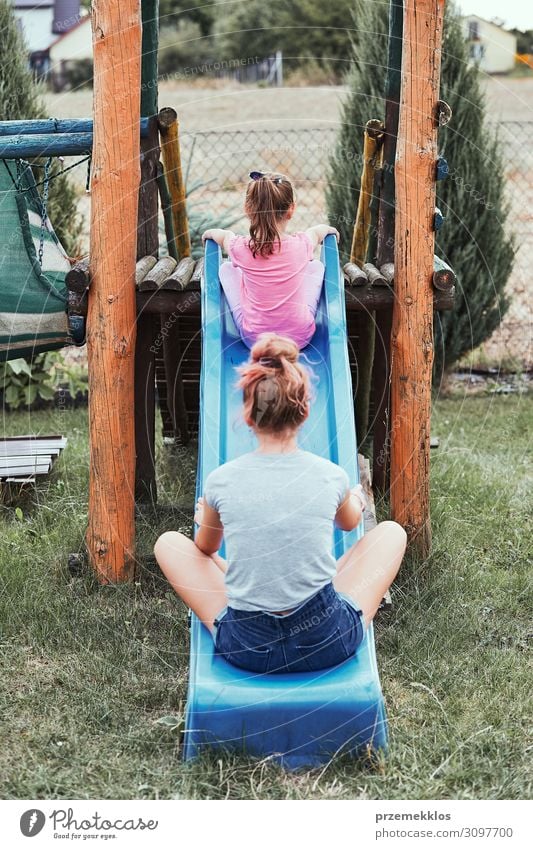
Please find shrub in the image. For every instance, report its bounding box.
[0,352,87,410]
[326,0,515,379]
[0,0,83,255]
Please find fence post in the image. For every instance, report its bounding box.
[275,50,283,87]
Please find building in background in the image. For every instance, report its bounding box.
[462,15,517,73]
[11,0,85,80]
[49,14,92,90]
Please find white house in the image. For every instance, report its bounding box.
[11,0,84,76]
[462,15,517,74]
[49,14,92,63]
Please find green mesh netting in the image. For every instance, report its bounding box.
[0,160,69,362]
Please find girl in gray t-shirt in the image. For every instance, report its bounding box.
[155,334,406,674]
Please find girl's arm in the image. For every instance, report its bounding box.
[201,228,236,254]
[305,224,340,249]
[334,484,366,531]
[194,496,224,555]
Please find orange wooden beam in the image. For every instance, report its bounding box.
[390,0,446,556]
[86,1,142,582]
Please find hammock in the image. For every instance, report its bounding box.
[0,160,69,362]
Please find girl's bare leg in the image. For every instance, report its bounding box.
[333,521,407,628]
[154,531,228,634]
[302,259,325,315]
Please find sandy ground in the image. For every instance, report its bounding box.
[44,77,533,129]
[44,77,533,369]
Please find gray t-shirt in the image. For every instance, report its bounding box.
[204,449,349,612]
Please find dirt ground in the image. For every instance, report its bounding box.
[44,77,533,370]
[44,76,533,129]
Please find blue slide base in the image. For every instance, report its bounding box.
[184,236,388,769]
[184,618,387,769]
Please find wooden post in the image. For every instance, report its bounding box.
[351,120,384,449]
[157,162,179,261]
[86,0,142,582]
[372,0,403,494]
[134,0,160,503]
[390,0,445,556]
[157,105,191,446]
[158,107,191,259]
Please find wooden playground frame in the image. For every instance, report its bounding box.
[0,0,449,580]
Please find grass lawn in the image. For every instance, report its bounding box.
[0,392,531,800]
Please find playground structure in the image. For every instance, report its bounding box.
[0,0,450,762]
[0,0,451,575]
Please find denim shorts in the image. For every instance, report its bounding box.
[213,582,365,674]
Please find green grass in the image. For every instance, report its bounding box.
[0,394,531,799]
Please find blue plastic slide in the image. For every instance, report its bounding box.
[183,235,387,769]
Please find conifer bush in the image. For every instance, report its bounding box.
[326,0,515,379]
[0,0,82,255]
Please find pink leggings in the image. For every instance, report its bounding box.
[219,260,324,348]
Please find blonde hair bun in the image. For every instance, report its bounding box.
[237,333,310,434]
[251,333,299,365]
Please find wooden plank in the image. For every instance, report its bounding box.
[0,446,63,457]
[1,460,52,472]
[0,133,94,159]
[190,257,203,285]
[65,257,90,294]
[137,256,177,291]
[343,262,367,287]
[86,0,141,583]
[0,118,150,136]
[135,255,158,285]
[164,256,196,291]
[380,263,395,285]
[390,0,445,556]
[3,476,36,484]
[433,255,456,291]
[346,285,454,312]
[0,436,66,448]
[363,262,388,286]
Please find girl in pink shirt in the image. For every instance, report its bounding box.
[202,171,339,349]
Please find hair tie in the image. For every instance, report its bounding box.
[249,170,284,185]
[258,356,281,368]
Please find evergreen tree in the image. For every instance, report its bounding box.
[213,0,355,78]
[326,0,515,378]
[0,0,82,254]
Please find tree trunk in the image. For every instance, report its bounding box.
[86,1,141,582]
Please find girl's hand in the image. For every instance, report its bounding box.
[194,496,205,526]
[202,228,218,244]
[351,484,367,513]
[306,224,340,248]
[324,225,340,241]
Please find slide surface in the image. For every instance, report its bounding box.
[184,235,387,768]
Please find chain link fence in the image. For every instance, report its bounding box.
[182,122,532,227]
[181,121,532,367]
[181,127,336,234]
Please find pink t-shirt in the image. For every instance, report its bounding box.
[228,232,318,348]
